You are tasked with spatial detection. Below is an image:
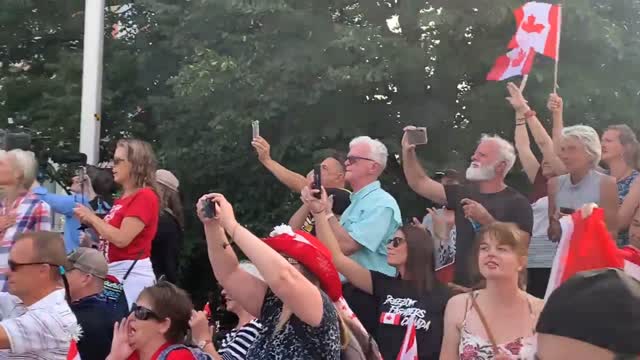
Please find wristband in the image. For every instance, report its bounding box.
[326,213,335,221]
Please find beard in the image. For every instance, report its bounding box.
[466,162,497,181]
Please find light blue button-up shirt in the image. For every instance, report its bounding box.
[340,181,401,276]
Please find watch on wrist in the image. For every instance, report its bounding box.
[197,340,211,350]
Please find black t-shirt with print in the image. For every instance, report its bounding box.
[445,184,533,287]
[302,188,352,235]
[371,271,452,360]
[245,289,341,359]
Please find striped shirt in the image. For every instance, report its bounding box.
[0,193,51,291]
[218,319,262,360]
[0,289,79,359]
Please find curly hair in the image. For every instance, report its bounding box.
[116,139,157,190]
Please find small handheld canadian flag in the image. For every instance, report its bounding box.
[66,340,81,360]
[486,46,535,81]
[396,316,418,360]
[379,312,401,326]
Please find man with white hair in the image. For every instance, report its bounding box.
[0,149,51,291]
[325,136,401,277]
[402,129,532,287]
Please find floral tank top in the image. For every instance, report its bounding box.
[458,292,537,360]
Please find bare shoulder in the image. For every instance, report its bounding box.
[601,174,617,186]
[526,293,545,315]
[446,292,471,315]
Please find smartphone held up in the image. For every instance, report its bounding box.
[312,165,322,199]
[406,127,428,146]
[203,198,217,219]
[252,120,260,139]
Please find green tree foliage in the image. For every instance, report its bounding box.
[2,0,640,300]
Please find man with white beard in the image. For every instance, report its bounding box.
[402,128,532,287]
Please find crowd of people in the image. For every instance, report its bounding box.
[0,82,636,359]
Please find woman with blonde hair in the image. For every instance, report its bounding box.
[601,124,640,246]
[75,139,159,308]
[548,125,619,242]
[440,222,544,360]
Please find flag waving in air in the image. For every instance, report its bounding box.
[486,46,536,81]
[508,2,561,60]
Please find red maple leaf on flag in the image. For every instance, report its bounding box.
[521,15,545,33]
[511,48,527,67]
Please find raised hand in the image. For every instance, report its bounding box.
[251,136,272,163]
[506,82,530,113]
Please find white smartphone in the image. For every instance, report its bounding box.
[406,127,428,146]
[252,120,260,139]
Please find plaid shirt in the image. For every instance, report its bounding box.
[0,193,51,291]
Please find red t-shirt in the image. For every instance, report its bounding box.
[102,187,159,262]
[127,343,195,360]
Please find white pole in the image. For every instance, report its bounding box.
[79,0,105,165]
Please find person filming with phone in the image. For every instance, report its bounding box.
[402,127,532,289]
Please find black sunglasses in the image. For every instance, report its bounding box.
[8,260,49,272]
[130,303,163,321]
[346,156,375,165]
[387,237,405,248]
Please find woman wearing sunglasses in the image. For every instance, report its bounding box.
[301,186,451,360]
[106,281,201,360]
[75,139,160,309]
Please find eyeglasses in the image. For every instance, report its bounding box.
[387,237,405,248]
[130,303,163,321]
[112,157,127,166]
[345,156,375,165]
[8,260,49,272]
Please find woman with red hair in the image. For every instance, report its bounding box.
[196,193,343,359]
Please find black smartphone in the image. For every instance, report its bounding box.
[560,207,575,215]
[203,199,217,218]
[313,165,322,199]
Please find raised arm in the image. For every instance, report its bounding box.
[401,127,446,204]
[251,136,308,193]
[196,195,267,318]
[600,176,620,239]
[288,203,311,231]
[32,185,77,216]
[302,186,373,294]
[210,194,326,327]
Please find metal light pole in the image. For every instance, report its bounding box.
[79,0,105,165]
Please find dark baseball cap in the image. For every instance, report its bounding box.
[537,268,640,355]
[67,248,108,279]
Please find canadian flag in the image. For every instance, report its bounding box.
[396,317,418,360]
[486,46,535,81]
[619,245,640,281]
[66,340,81,360]
[545,209,624,299]
[379,312,401,325]
[508,2,561,60]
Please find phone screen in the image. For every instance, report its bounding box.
[407,128,428,145]
[252,120,260,139]
[313,165,322,199]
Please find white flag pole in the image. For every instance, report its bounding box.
[519,75,529,92]
[553,4,562,94]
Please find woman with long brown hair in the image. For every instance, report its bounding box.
[151,169,184,283]
[302,185,451,360]
[440,222,543,360]
[75,139,159,308]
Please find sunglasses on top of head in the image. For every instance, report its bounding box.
[130,303,163,321]
[387,237,405,248]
